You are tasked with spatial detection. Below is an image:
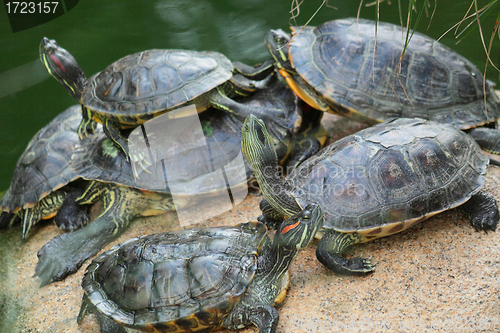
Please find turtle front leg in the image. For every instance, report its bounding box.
[33,183,149,286]
[232,58,275,81]
[102,118,131,158]
[209,89,289,142]
[224,304,279,333]
[460,191,499,232]
[469,127,500,155]
[77,105,98,139]
[316,229,376,275]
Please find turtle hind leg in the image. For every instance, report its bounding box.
[460,192,499,232]
[316,230,376,275]
[224,303,279,333]
[21,190,68,240]
[77,105,98,139]
[53,186,89,232]
[0,212,17,228]
[102,118,130,159]
[33,184,148,286]
[232,58,275,81]
[78,295,126,333]
[468,127,500,155]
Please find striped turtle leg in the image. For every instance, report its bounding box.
[77,105,98,139]
[316,229,375,275]
[102,118,130,158]
[0,212,17,228]
[232,58,275,80]
[459,191,499,232]
[208,89,289,142]
[33,182,154,286]
[468,127,500,154]
[224,304,279,333]
[21,190,67,240]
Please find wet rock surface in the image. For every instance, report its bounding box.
[1,114,499,332]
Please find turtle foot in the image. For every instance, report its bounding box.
[34,231,101,287]
[471,210,499,232]
[316,249,376,275]
[462,192,499,232]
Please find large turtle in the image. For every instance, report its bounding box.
[241,115,499,275]
[0,105,99,239]
[40,37,288,160]
[77,204,323,333]
[266,18,500,154]
[33,78,327,286]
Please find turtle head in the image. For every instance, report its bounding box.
[275,203,324,250]
[40,37,87,100]
[265,29,293,71]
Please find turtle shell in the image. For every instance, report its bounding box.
[72,78,301,196]
[81,49,233,126]
[81,221,268,331]
[0,105,83,213]
[289,18,500,129]
[287,118,488,239]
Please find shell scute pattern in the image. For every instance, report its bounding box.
[0,106,82,212]
[289,18,500,128]
[82,222,267,329]
[290,118,486,235]
[83,50,232,117]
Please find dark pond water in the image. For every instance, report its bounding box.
[0,0,498,191]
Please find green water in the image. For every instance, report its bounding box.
[0,0,498,191]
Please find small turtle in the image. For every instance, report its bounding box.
[241,115,499,275]
[0,105,98,239]
[40,37,288,160]
[33,79,326,286]
[77,204,323,333]
[266,18,500,154]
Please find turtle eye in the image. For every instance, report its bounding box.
[302,210,311,220]
[276,36,286,44]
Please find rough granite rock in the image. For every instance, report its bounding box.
[1,114,499,333]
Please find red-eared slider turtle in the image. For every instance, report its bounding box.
[0,105,98,239]
[241,115,499,274]
[77,204,323,333]
[33,78,326,286]
[266,18,500,154]
[40,37,288,160]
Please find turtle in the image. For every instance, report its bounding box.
[241,115,499,275]
[77,204,323,333]
[0,105,100,239]
[265,18,500,154]
[33,78,327,286]
[39,37,288,161]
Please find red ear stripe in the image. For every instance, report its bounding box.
[50,54,66,73]
[281,220,300,234]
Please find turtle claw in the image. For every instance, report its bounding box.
[34,226,107,286]
[34,233,85,287]
[316,248,376,275]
